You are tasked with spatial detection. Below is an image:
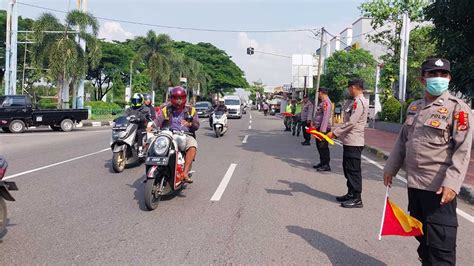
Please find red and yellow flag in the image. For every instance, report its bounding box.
[380,197,423,238]
[305,127,335,145]
[281,112,295,117]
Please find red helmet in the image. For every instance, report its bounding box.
[170,86,187,110]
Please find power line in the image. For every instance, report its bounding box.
[17,1,319,34]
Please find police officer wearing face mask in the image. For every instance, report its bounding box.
[383,58,472,265]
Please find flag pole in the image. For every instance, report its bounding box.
[378,186,390,240]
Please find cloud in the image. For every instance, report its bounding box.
[98,22,134,41]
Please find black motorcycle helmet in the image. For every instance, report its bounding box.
[143,93,153,105]
[130,93,143,108]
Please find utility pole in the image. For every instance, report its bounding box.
[75,0,88,109]
[313,27,325,114]
[398,11,410,123]
[4,0,18,95]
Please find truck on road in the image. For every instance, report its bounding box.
[223,95,242,119]
[0,95,89,133]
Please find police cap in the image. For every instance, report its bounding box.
[421,58,451,74]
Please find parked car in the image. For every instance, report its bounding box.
[195,101,213,118]
[0,95,88,133]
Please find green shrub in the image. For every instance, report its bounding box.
[85,101,122,110]
[381,97,402,122]
[37,98,57,109]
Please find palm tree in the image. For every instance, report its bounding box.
[138,31,172,98]
[32,11,99,108]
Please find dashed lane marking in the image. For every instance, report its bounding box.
[211,163,238,201]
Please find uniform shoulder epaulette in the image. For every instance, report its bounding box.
[448,95,470,109]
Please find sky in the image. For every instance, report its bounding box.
[4,0,367,88]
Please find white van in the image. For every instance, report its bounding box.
[223,95,242,119]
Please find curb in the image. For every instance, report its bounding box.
[364,144,474,205]
[77,121,113,128]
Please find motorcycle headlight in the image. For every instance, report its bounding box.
[154,136,170,156]
[112,130,126,139]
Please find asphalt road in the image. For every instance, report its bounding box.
[0,111,473,264]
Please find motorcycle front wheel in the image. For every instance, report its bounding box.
[0,198,7,235]
[112,151,126,173]
[144,179,161,210]
[214,127,220,138]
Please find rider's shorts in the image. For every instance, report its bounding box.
[186,136,198,151]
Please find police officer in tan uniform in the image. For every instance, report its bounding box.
[312,87,333,172]
[327,78,369,208]
[383,58,472,265]
[301,95,314,146]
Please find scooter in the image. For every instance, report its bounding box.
[270,106,276,116]
[110,115,147,173]
[143,125,194,211]
[212,111,228,138]
[0,156,18,235]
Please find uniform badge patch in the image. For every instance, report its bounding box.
[457,111,469,131]
[435,59,444,66]
[323,101,328,111]
[410,105,417,111]
[353,100,357,110]
[437,107,448,114]
[430,120,441,128]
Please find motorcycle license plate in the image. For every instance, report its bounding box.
[145,157,169,166]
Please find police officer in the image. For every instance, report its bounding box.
[292,99,303,136]
[383,58,472,265]
[312,87,332,172]
[327,78,368,208]
[301,95,314,146]
[284,100,296,131]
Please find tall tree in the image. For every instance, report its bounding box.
[320,48,376,104]
[425,0,474,96]
[31,11,99,108]
[137,31,172,97]
[359,0,430,101]
[87,40,134,101]
[172,41,248,96]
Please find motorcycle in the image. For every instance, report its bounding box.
[0,156,18,235]
[270,106,276,116]
[212,111,228,138]
[110,115,147,173]
[143,116,194,211]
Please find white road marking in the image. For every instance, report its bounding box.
[211,163,237,201]
[250,113,252,119]
[242,135,249,143]
[249,120,252,124]
[1,129,108,137]
[3,148,109,180]
[333,141,474,223]
[248,125,252,130]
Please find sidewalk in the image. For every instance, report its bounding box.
[77,120,113,127]
[364,128,474,204]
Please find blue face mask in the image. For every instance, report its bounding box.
[425,77,449,96]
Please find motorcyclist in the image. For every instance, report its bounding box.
[143,94,156,120]
[124,93,151,157]
[210,100,227,127]
[154,86,199,183]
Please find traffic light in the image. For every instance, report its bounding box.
[247,47,254,55]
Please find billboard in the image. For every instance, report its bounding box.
[292,54,314,89]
